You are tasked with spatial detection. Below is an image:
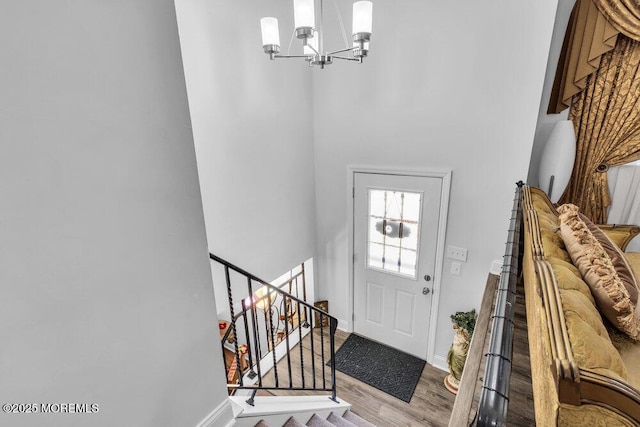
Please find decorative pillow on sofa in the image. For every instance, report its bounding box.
[558,203,640,340]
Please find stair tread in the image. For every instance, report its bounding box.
[327,412,356,427]
[253,410,376,427]
[306,413,334,427]
[342,410,376,427]
[283,416,306,427]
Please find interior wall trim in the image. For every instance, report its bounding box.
[195,398,234,427]
[431,354,449,373]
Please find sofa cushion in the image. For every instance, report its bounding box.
[536,209,560,231]
[558,204,640,340]
[553,263,595,304]
[559,288,629,380]
[626,252,640,283]
[532,196,558,217]
[538,215,560,233]
[548,257,582,278]
[561,289,610,338]
[542,232,571,262]
[608,325,640,390]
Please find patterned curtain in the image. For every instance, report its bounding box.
[592,0,640,38]
[548,0,619,114]
[558,35,640,223]
[548,0,640,114]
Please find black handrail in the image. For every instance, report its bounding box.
[210,253,339,405]
[474,181,524,426]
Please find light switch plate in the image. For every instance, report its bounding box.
[451,261,462,275]
[447,246,468,262]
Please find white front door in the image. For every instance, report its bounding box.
[353,172,442,359]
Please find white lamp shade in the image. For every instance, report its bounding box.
[352,1,373,35]
[304,34,318,55]
[260,17,280,47]
[294,0,315,29]
[538,120,576,203]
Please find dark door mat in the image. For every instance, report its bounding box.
[330,333,426,402]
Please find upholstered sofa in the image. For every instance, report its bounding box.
[523,185,640,426]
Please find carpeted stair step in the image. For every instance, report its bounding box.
[341,410,376,427]
[326,411,357,427]
[306,413,334,427]
[283,416,306,427]
[253,410,376,427]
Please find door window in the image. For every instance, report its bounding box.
[366,188,422,279]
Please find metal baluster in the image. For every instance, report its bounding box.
[241,299,257,381]
[246,278,261,386]
[221,340,229,384]
[297,300,305,388]
[239,301,256,406]
[301,263,309,327]
[225,266,243,387]
[267,291,278,387]
[283,296,293,388]
[310,308,316,389]
[247,389,257,407]
[320,313,326,389]
[263,309,269,363]
[329,317,338,402]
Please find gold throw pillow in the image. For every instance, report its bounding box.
[558,204,640,341]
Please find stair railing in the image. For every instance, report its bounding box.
[210,253,338,405]
[473,181,524,426]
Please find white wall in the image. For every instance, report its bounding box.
[175,0,318,303]
[528,0,575,186]
[312,0,558,364]
[0,1,229,426]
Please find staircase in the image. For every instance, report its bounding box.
[255,409,375,427]
[211,254,377,427]
[211,253,339,405]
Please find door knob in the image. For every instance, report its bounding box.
[424,274,431,282]
[423,287,431,295]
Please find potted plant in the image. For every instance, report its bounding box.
[444,309,477,394]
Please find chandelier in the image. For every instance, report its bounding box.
[260,0,373,68]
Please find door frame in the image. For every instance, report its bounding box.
[347,165,452,364]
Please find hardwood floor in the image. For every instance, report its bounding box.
[255,275,535,427]
[258,329,455,426]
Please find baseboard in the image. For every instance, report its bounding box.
[431,354,449,373]
[337,318,351,332]
[196,398,234,427]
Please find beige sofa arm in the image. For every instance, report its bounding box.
[597,224,640,251]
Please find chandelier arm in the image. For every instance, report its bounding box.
[331,56,361,62]
[332,0,349,49]
[274,55,314,59]
[326,46,357,56]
